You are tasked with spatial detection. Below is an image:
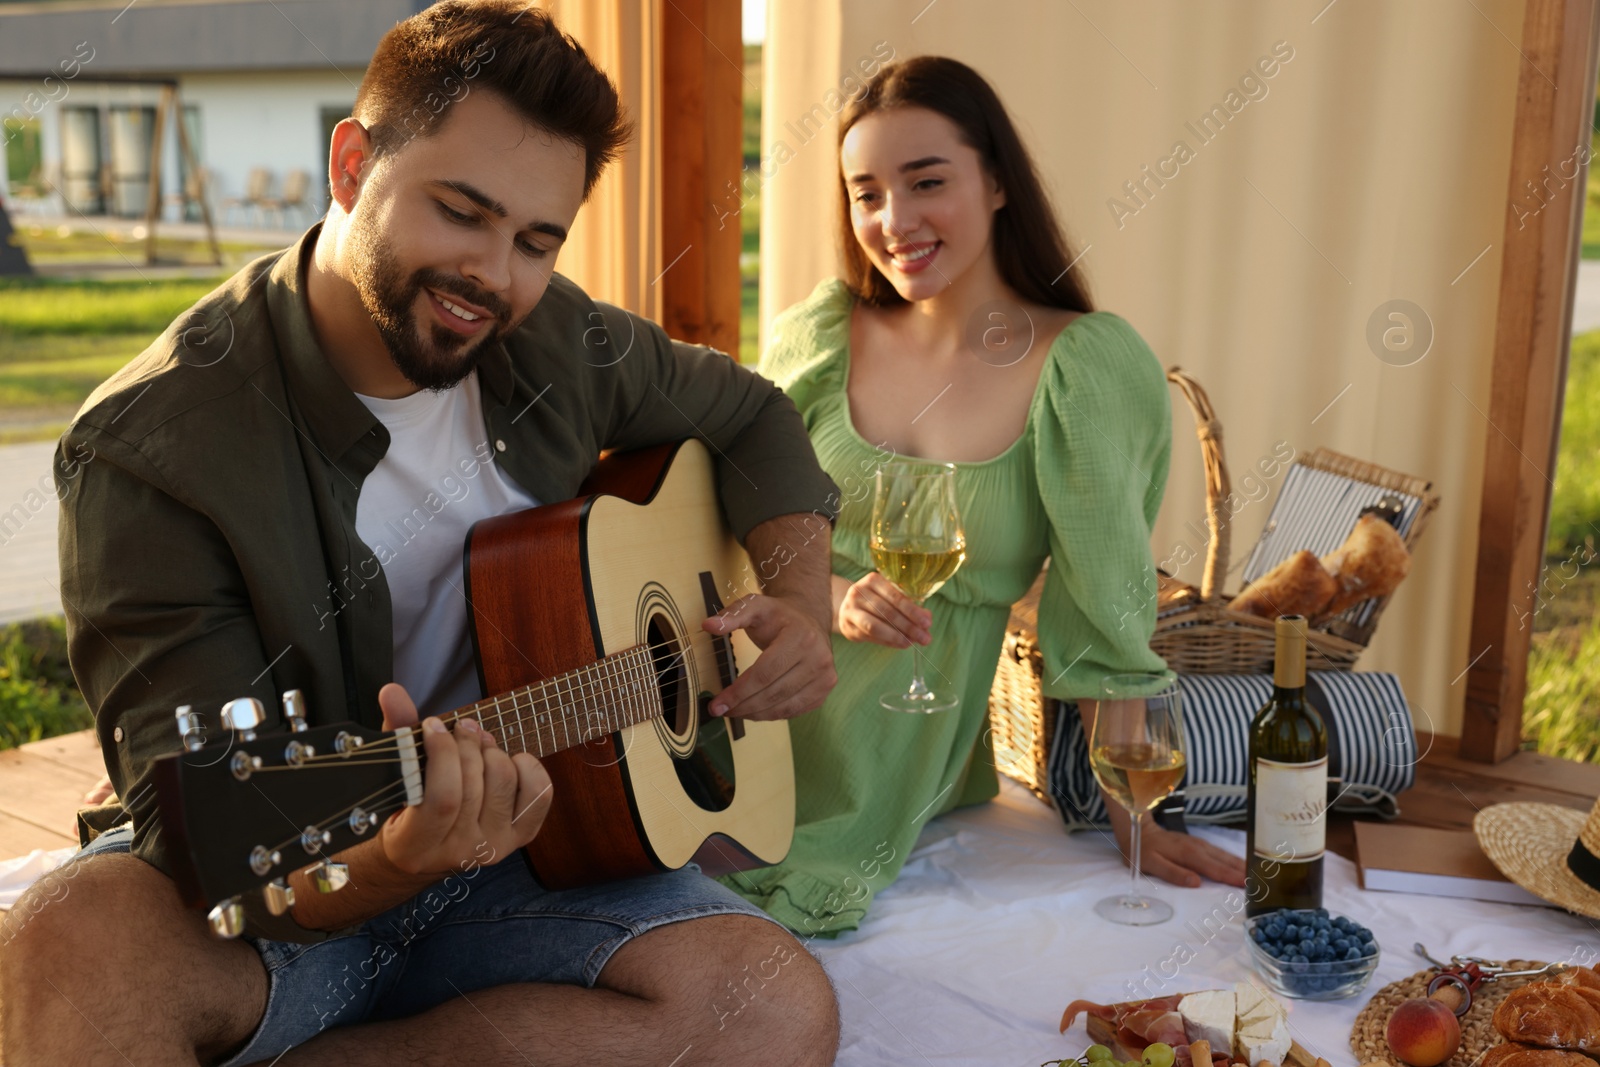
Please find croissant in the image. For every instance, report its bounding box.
[1557,966,1600,991]
[1319,514,1410,616]
[1228,550,1337,619]
[1493,981,1600,1050]
[1480,1042,1595,1067]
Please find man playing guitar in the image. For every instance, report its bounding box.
[0,4,842,1064]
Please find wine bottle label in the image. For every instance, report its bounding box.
[1252,756,1328,862]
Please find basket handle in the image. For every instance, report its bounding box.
[1166,367,1231,602]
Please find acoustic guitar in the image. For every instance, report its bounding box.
[150,438,795,935]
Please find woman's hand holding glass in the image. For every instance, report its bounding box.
[833,572,933,648]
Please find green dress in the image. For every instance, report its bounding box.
[718,278,1172,935]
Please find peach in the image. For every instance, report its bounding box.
[1385,997,1463,1067]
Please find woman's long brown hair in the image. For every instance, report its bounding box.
[837,56,1094,313]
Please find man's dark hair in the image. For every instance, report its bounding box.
[353,0,632,199]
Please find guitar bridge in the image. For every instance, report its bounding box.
[699,571,744,740]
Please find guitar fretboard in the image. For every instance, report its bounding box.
[450,644,665,758]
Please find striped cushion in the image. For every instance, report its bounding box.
[1241,464,1427,629]
[1044,672,1416,831]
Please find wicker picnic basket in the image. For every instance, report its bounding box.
[985,366,1440,801]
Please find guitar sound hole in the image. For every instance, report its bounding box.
[647,615,690,736]
[646,612,736,814]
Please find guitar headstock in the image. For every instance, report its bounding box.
[150,690,421,937]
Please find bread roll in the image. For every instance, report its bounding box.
[1228,550,1337,619]
[1319,514,1410,616]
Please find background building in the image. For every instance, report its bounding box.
[0,0,429,225]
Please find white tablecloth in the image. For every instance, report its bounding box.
[809,777,1592,1066]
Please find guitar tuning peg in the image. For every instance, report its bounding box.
[174,705,205,752]
[307,861,350,894]
[207,897,245,939]
[221,697,264,742]
[281,689,309,733]
[262,878,296,916]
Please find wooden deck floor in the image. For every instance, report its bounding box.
[0,728,1592,865]
[0,729,102,856]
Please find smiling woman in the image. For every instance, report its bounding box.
[720,57,1246,938]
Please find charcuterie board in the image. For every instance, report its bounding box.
[1072,990,1324,1067]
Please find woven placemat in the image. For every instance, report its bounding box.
[1350,962,1551,1067]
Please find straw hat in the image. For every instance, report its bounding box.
[1475,798,1600,919]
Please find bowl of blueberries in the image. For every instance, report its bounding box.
[1244,908,1379,1000]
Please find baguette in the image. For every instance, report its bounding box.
[1319,514,1410,616]
[1228,550,1337,619]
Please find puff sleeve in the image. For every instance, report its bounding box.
[1033,313,1171,699]
[757,278,853,421]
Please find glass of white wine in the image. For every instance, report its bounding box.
[870,461,965,713]
[1089,670,1186,925]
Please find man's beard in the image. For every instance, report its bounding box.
[349,229,512,392]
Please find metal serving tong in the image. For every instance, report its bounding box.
[1412,943,1566,1015]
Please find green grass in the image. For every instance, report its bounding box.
[0,275,224,337]
[1584,133,1600,259]
[0,617,91,752]
[739,43,762,364]
[1548,328,1600,556]
[1525,320,1600,759]
[0,275,224,437]
[1526,613,1600,762]
[0,340,152,408]
[16,230,272,268]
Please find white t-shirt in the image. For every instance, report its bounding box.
[354,371,539,717]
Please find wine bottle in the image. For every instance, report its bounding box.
[1245,614,1329,917]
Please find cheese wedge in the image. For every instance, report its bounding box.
[1178,990,1235,1058]
[1234,981,1292,1067]
[1234,980,1270,1022]
[1237,1015,1292,1067]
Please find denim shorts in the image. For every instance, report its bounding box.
[70,825,785,1067]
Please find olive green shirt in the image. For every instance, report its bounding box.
[57,223,834,934]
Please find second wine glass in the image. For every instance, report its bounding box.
[870,461,965,713]
[1089,671,1187,925]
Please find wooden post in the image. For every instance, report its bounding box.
[143,85,170,265]
[172,86,222,266]
[659,0,742,356]
[1460,0,1600,762]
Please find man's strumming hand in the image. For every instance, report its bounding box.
[701,512,838,722]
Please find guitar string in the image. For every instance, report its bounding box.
[281,628,730,766]
[279,648,657,765]
[240,630,736,861]
[252,663,656,859]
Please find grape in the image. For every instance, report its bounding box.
[1086,1045,1114,1062]
[1143,1043,1176,1067]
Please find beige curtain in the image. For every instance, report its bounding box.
[536,0,663,320]
[762,0,1531,737]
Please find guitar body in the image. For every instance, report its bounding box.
[465,439,795,890]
